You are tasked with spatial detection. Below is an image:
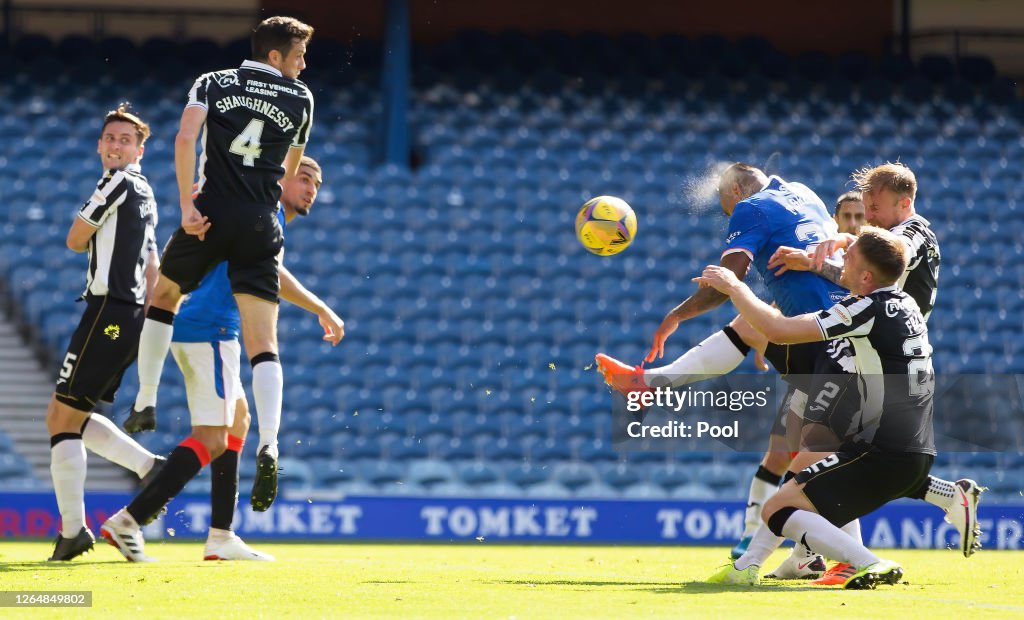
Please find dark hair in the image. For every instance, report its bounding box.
[834,190,862,216]
[102,102,151,145]
[252,16,314,61]
[855,226,908,285]
[299,155,322,183]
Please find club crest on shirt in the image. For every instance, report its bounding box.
[104,324,121,340]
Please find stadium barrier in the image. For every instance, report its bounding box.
[1,491,1022,549]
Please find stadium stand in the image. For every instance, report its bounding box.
[0,32,1020,501]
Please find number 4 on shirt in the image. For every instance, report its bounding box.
[229,119,264,167]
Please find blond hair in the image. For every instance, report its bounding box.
[851,162,917,200]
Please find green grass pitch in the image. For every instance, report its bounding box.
[1,542,1021,618]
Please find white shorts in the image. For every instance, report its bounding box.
[170,340,242,427]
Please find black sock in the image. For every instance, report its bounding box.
[754,465,783,486]
[210,447,241,531]
[127,438,209,525]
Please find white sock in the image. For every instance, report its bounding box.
[841,519,862,545]
[208,527,232,543]
[51,438,87,538]
[735,522,783,570]
[742,474,779,536]
[252,358,283,451]
[781,510,880,569]
[921,476,957,511]
[645,330,746,386]
[82,413,156,478]
[134,316,175,410]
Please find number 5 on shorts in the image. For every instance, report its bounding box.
[230,119,265,167]
[59,352,78,379]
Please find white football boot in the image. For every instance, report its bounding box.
[100,508,157,562]
[204,530,275,561]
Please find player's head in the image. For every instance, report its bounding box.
[252,16,314,79]
[98,103,150,170]
[718,163,768,215]
[840,226,908,293]
[851,162,916,229]
[280,155,322,221]
[834,190,865,235]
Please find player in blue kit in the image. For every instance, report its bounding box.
[101,156,344,561]
[596,163,855,577]
[597,163,849,400]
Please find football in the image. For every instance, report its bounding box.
[574,196,637,256]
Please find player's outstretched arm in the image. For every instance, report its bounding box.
[645,251,750,362]
[279,264,345,346]
[694,265,822,344]
[175,106,211,240]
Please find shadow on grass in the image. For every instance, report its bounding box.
[0,559,116,572]
[491,579,832,594]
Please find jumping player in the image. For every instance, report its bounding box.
[101,156,343,562]
[125,16,317,513]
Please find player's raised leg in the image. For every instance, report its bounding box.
[597,316,769,398]
[909,475,984,557]
[236,294,283,511]
[82,407,162,481]
[126,277,185,432]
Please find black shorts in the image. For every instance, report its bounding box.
[160,195,283,302]
[763,341,824,389]
[796,441,933,526]
[55,295,144,412]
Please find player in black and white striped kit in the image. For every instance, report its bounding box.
[45,105,165,561]
[703,227,938,588]
[123,17,315,516]
[765,164,980,583]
